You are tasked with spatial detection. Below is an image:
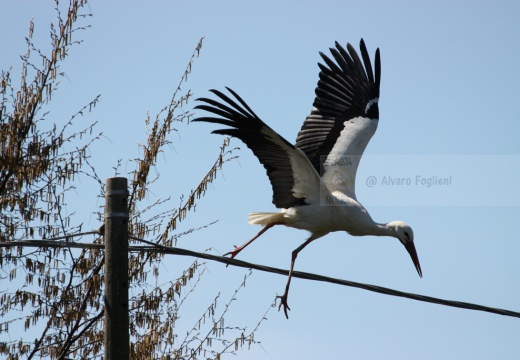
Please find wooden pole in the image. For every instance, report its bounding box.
[104,177,129,360]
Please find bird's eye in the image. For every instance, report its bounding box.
[404,231,410,242]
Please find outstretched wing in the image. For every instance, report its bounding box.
[193,88,321,208]
[295,39,381,199]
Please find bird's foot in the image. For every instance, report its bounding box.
[223,246,241,267]
[276,292,291,319]
[223,245,240,259]
[224,245,242,259]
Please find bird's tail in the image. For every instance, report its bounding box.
[247,212,285,226]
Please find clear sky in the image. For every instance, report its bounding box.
[2,1,519,359]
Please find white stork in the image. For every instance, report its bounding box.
[194,39,422,318]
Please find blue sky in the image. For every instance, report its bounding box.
[2,1,520,359]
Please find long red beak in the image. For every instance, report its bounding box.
[404,241,422,277]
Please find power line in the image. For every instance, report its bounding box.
[2,237,519,319]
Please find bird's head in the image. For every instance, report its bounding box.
[388,221,422,277]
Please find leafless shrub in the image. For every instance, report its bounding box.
[0,1,267,359]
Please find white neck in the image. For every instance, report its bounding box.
[371,222,399,238]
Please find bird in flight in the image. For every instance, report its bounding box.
[194,39,422,318]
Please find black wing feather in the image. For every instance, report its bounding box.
[295,39,381,174]
[193,88,307,209]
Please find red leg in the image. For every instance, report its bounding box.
[224,221,284,259]
[276,235,318,319]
